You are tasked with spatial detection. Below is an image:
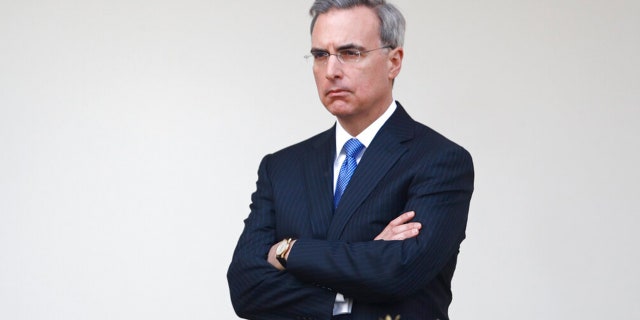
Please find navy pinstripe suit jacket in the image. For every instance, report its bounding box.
[228,103,474,320]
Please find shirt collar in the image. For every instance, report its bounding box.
[335,100,397,158]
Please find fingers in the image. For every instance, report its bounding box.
[374,222,421,241]
[374,211,422,241]
[388,211,416,227]
[389,222,421,240]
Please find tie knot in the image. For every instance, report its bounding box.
[343,138,364,158]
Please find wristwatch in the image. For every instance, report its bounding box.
[275,238,293,268]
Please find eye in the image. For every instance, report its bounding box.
[311,51,329,59]
[339,49,360,57]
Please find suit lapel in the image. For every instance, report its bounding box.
[327,104,415,239]
[303,127,336,239]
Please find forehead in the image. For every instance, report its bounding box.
[311,6,381,48]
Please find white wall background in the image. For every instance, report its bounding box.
[1,1,638,319]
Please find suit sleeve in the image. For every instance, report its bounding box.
[285,144,474,303]
[227,154,335,319]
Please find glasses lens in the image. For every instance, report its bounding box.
[308,51,327,64]
[338,49,360,63]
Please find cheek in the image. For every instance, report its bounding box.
[312,70,325,88]
[354,74,378,95]
[362,70,389,93]
[351,65,381,89]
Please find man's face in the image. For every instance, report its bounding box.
[311,6,402,125]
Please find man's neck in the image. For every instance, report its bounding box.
[337,97,394,136]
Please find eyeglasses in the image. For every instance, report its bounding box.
[304,46,392,65]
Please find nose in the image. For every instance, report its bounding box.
[324,54,343,80]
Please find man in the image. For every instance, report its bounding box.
[227,1,474,319]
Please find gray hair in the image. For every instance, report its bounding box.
[309,0,406,48]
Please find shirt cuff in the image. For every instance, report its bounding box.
[332,293,353,315]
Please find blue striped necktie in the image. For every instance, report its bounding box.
[334,138,365,209]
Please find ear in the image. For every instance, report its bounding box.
[388,47,404,80]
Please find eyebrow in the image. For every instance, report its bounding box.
[337,43,365,51]
[310,43,365,52]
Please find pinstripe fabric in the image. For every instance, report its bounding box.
[228,103,474,320]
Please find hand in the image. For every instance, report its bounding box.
[374,211,421,241]
[267,242,284,270]
[267,239,296,271]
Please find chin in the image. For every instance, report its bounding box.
[323,100,355,117]
[326,106,356,119]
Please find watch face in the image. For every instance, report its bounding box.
[276,241,287,256]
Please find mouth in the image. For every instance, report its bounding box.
[326,88,349,97]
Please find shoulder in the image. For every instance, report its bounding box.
[258,126,334,168]
[387,104,473,171]
[412,122,474,175]
[272,127,333,157]
[414,122,470,155]
[389,103,471,158]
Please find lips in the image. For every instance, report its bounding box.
[326,88,349,96]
